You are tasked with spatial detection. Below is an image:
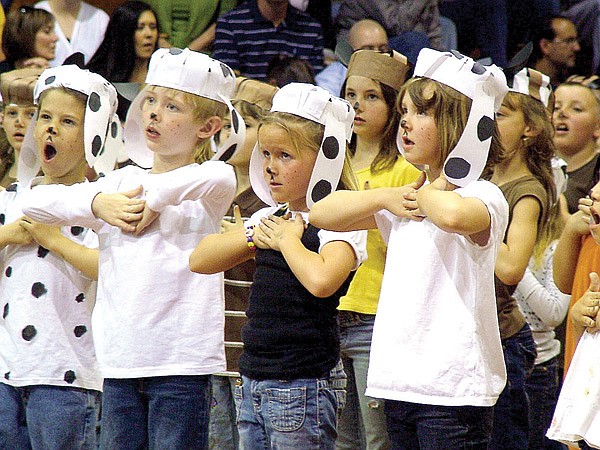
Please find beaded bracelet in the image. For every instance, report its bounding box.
[245,225,256,251]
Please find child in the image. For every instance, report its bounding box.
[337,49,420,450]
[209,76,277,450]
[0,68,43,187]
[547,178,600,449]
[310,48,510,448]
[488,67,558,449]
[191,82,368,449]
[0,64,120,449]
[21,48,237,449]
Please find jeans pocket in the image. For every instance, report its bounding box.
[266,387,307,432]
[334,387,347,419]
[233,380,243,423]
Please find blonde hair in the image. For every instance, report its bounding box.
[532,203,564,269]
[259,111,358,192]
[398,77,504,174]
[147,86,228,163]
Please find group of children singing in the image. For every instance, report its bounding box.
[0,42,599,450]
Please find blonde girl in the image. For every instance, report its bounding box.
[310,48,510,449]
[191,83,367,449]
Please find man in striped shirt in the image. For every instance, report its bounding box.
[214,0,324,81]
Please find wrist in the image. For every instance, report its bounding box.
[245,225,256,251]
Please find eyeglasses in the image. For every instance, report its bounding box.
[552,37,579,46]
[358,44,390,53]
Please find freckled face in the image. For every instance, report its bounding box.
[399,93,440,171]
[2,104,37,152]
[345,75,390,139]
[258,123,316,211]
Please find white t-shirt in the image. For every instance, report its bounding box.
[22,162,237,379]
[0,181,102,391]
[366,180,509,407]
[35,1,109,66]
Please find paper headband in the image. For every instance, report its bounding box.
[18,65,121,184]
[508,67,554,109]
[249,83,354,209]
[0,68,43,106]
[124,48,242,168]
[234,77,279,110]
[397,48,508,186]
[346,50,409,92]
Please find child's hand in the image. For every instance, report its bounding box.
[91,186,146,233]
[19,216,62,249]
[221,205,244,234]
[387,172,427,220]
[134,205,159,236]
[2,218,33,246]
[257,213,305,252]
[568,208,592,238]
[571,272,600,331]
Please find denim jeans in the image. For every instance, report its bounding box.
[0,383,100,450]
[384,400,494,449]
[100,375,211,450]
[235,360,347,449]
[208,375,239,450]
[526,357,567,450]
[336,311,390,450]
[490,323,537,450]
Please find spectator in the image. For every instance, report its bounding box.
[86,1,158,83]
[34,0,109,66]
[143,0,236,52]
[316,19,389,96]
[530,15,581,86]
[0,6,57,74]
[213,0,324,81]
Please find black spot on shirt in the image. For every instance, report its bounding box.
[5,267,12,277]
[71,226,84,236]
[3,303,8,319]
[75,293,85,303]
[22,325,37,341]
[31,282,47,298]
[37,246,49,258]
[73,325,87,337]
[64,370,76,384]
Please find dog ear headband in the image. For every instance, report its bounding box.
[396,48,508,187]
[345,49,409,92]
[124,48,242,168]
[249,83,354,209]
[18,65,121,185]
[508,67,554,110]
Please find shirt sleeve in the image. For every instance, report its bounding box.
[318,228,368,271]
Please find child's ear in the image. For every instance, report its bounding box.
[197,116,222,139]
[523,124,539,138]
[0,112,4,126]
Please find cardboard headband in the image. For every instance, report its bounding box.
[124,48,242,168]
[508,67,554,110]
[397,48,508,187]
[18,65,121,185]
[345,49,409,92]
[249,83,354,209]
[234,77,279,111]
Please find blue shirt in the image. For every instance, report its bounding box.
[214,0,324,81]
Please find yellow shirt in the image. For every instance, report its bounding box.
[339,157,421,314]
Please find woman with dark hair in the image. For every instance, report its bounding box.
[0,6,57,74]
[86,1,158,83]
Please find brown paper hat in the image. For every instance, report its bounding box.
[234,77,279,110]
[346,50,409,92]
[0,68,43,106]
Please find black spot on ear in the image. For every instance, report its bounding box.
[232,111,240,133]
[91,135,103,157]
[37,246,49,258]
[64,370,76,384]
[451,50,464,59]
[169,47,183,55]
[5,267,12,277]
[311,180,333,204]
[4,372,9,380]
[219,145,237,161]
[22,325,37,341]
[71,226,84,236]
[75,293,85,303]
[471,62,486,75]
[477,116,494,141]
[220,63,232,78]
[322,136,339,160]
[73,325,87,337]
[31,282,47,298]
[44,75,56,85]
[111,121,118,138]
[6,184,17,192]
[445,157,471,180]
[3,303,8,319]
[88,92,101,112]
[0,214,5,225]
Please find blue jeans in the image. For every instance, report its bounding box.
[100,375,211,450]
[0,383,100,450]
[384,400,494,449]
[208,375,239,450]
[336,311,390,450]
[490,323,537,450]
[526,357,567,450]
[235,360,347,449]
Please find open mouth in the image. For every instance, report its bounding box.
[591,207,600,226]
[44,141,57,161]
[146,125,159,137]
[555,123,569,132]
[402,136,415,146]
